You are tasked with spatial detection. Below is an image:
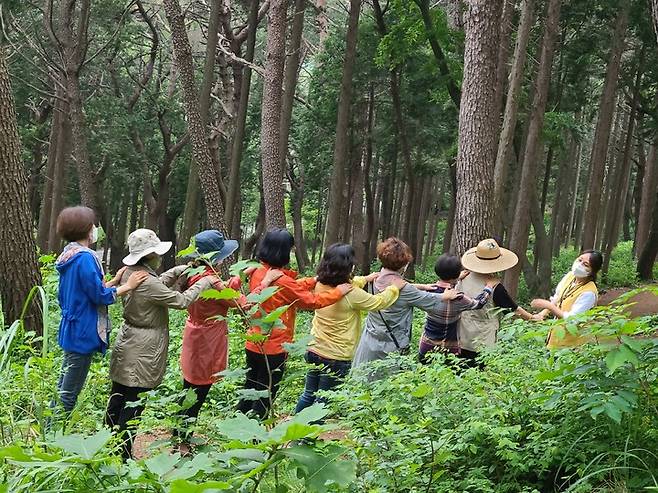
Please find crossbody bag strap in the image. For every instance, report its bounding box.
[368,282,402,350]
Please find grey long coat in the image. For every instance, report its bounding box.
[109,264,213,388]
[352,270,446,368]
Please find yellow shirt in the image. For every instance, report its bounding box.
[546,272,598,349]
[308,276,400,361]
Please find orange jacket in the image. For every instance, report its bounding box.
[245,263,343,355]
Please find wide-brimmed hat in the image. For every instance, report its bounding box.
[461,238,518,274]
[186,230,238,263]
[123,229,172,266]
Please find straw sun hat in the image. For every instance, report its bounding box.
[461,238,519,274]
[122,229,172,266]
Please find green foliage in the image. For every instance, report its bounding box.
[332,302,658,492]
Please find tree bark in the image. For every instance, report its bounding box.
[226,0,261,238]
[493,0,534,232]
[493,0,514,131]
[602,53,643,276]
[180,0,223,246]
[260,0,288,228]
[324,0,362,246]
[637,192,658,280]
[0,48,43,331]
[443,159,457,253]
[580,5,629,250]
[453,0,503,255]
[636,137,658,254]
[163,0,229,236]
[505,0,561,297]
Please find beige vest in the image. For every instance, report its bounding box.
[457,272,499,352]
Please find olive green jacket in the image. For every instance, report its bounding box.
[109,264,213,388]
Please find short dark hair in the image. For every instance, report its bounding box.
[377,237,413,271]
[434,254,462,281]
[256,228,295,268]
[56,206,96,242]
[317,243,355,286]
[581,249,603,282]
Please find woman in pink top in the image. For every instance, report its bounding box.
[176,230,279,449]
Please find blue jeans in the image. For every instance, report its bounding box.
[57,351,93,412]
[295,351,351,414]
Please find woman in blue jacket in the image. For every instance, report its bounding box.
[55,206,147,412]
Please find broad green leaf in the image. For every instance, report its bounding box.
[216,413,269,442]
[184,266,207,278]
[229,259,261,276]
[215,367,248,379]
[603,402,622,424]
[53,429,112,460]
[145,452,180,477]
[291,403,329,425]
[246,286,279,304]
[177,238,197,258]
[605,346,638,375]
[261,304,292,323]
[235,388,271,402]
[279,444,356,492]
[411,383,432,398]
[200,288,241,301]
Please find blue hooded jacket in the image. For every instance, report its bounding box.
[56,246,117,354]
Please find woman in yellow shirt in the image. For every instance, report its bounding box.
[294,244,404,413]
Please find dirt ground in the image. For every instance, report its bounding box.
[597,283,658,318]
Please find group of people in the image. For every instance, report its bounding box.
[53,205,604,459]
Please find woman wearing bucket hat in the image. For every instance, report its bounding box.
[175,230,283,449]
[105,229,220,459]
[458,239,535,366]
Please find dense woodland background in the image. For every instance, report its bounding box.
[1,0,658,325]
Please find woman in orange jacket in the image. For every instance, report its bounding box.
[236,228,352,419]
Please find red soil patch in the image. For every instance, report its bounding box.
[598,283,658,318]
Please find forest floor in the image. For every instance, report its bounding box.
[598,283,658,318]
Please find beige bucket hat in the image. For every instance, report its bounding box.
[461,238,518,274]
[122,229,172,266]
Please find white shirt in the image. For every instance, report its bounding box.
[550,274,597,318]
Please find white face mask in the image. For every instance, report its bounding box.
[571,260,590,279]
[90,225,99,244]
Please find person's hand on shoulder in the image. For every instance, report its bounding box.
[459,270,470,281]
[107,266,127,287]
[262,269,284,287]
[441,288,460,301]
[124,271,149,291]
[363,271,380,283]
[485,278,499,289]
[337,283,353,295]
[531,312,546,321]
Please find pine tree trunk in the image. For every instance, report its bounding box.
[580,5,629,250]
[180,0,223,246]
[493,0,534,232]
[443,159,457,253]
[163,0,229,236]
[636,138,658,256]
[550,124,579,256]
[454,0,503,255]
[362,85,376,273]
[493,0,514,131]
[505,0,561,297]
[602,55,643,276]
[325,0,362,246]
[37,94,62,252]
[259,0,288,228]
[0,48,43,331]
[225,0,260,239]
[47,106,71,252]
[637,193,658,280]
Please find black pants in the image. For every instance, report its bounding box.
[104,381,152,459]
[174,379,212,442]
[458,349,484,369]
[236,349,287,419]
